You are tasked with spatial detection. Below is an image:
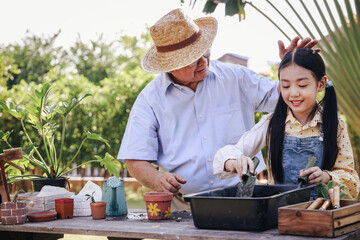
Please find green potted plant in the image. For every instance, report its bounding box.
[86,191,107,220]
[0,83,121,191]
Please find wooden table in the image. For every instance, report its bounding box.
[0,210,359,240]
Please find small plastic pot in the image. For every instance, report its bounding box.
[90,202,107,220]
[143,192,173,220]
[55,198,74,219]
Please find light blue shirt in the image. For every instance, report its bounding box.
[118,60,279,194]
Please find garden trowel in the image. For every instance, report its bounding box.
[235,156,260,197]
[297,156,318,188]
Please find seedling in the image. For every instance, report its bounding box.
[12,186,25,203]
[85,191,96,203]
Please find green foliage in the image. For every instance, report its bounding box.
[317,180,346,199]
[69,34,117,84]
[0,30,154,178]
[196,0,246,20]
[0,83,120,182]
[0,30,68,89]
[70,32,152,85]
[197,0,360,166]
[0,55,20,87]
[12,186,25,203]
[98,153,122,178]
[85,191,96,203]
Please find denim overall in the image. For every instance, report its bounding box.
[281,125,324,199]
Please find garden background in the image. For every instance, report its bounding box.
[1,0,360,205]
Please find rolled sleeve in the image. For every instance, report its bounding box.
[213,145,244,179]
[213,114,271,179]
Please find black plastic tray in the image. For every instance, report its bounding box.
[183,184,313,231]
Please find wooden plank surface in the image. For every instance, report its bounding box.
[0,210,359,239]
[278,208,334,237]
[334,212,360,228]
[334,221,360,238]
[333,201,360,219]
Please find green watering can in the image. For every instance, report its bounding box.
[101,177,128,216]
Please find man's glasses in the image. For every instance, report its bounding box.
[188,49,211,68]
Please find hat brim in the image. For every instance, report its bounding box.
[141,17,218,73]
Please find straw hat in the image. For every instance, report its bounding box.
[141,8,218,73]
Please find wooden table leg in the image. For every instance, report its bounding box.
[2,231,63,240]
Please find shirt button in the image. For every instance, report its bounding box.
[210,181,214,184]
[199,114,203,118]
[203,136,207,140]
[208,158,212,162]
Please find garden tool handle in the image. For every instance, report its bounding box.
[242,156,260,181]
[319,199,331,210]
[297,156,318,187]
[307,197,324,210]
[333,186,340,209]
[328,188,335,207]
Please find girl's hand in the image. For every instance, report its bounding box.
[299,167,331,185]
[224,156,257,179]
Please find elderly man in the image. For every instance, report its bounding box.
[117,8,317,209]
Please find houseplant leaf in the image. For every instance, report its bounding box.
[0,130,13,142]
[98,153,121,178]
[0,101,26,120]
[56,94,92,117]
[85,131,110,148]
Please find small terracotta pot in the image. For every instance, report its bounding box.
[143,192,173,220]
[55,198,74,219]
[90,202,107,220]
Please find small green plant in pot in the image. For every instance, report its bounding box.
[0,83,121,191]
[86,191,107,220]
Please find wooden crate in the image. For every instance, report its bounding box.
[278,200,360,238]
[16,191,74,213]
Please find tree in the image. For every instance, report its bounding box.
[0,30,68,89]
[0,31,155,169]
[70,32,153,85]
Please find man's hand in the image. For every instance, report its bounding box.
[278,36,320,60]
[224,156,257,180]
[154,172,187,195]
[126,159,187,195]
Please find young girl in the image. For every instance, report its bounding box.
[213,48,360,199]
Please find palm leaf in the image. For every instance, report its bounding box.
[201,0,360,136]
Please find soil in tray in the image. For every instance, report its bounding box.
[106,211,192,222]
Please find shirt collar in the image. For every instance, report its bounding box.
[161,65,216,94]
[285,108,322,128]
[162,72,174,93]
